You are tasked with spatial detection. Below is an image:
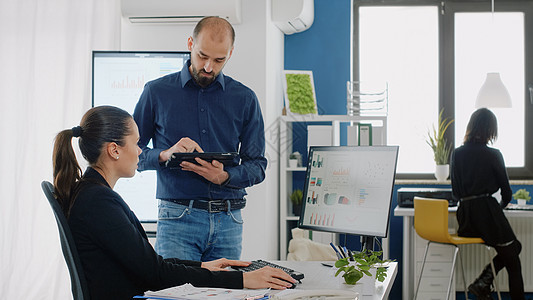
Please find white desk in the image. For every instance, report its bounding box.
[272,261,398,300]
[394,205,533,300]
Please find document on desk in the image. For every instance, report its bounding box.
[270,289,359,300]
[136,283,269,300]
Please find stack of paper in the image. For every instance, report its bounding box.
[269,289,359,300]
[136,284,270,300]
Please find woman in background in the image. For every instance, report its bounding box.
[52,106,295,299]
[450,108,524,300]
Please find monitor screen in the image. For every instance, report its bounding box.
[92,51,190,221]
[298,146,399,238]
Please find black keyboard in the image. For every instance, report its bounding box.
[232,260,305,281]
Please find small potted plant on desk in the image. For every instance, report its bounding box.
[290,189,303,216]
[334,250,392,285]
[512,189,531,206]
[427,109,454,181]
[334,250,394,295]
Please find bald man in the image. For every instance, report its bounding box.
[133,17,267,261]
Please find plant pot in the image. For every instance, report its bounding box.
[288,159,298,168]
[292,203,302,216]
[517,199,527,206]
[435,164,449,181]
[359,267,376,296]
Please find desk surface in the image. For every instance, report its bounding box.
[272,261,398,300]
[394,205,533,217]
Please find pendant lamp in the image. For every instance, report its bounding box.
[475,0,512,109]
[475,72,512,108]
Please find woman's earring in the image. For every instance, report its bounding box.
[116,156,119,160]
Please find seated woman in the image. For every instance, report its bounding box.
[450,108,524,300]
[52,105,295,299]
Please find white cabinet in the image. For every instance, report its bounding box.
[414,233,456,300]
[278,115,387,259]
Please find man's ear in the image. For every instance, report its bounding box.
[187,36,193,51]
[227,46,234,60]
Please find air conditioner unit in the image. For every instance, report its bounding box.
[272,0,314,35]
[121,0,242,24]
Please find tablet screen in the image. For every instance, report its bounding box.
[165,152,238,168]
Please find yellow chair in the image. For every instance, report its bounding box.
[413,196,501,300]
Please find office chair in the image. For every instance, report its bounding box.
[413,196,501,300]
[41,181,90,300]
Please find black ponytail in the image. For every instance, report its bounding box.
[53,129,82,216]
[52,106,132,217]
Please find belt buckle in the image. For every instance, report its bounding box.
[208,201,225,213]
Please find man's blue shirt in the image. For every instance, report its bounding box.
[133,60,267,200]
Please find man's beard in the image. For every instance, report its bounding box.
[191,65,216,88]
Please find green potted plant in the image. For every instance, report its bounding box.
[290,189,303,216]
[427,109,454,181]
[512,189,531,206]
[288,151,301,168]
[334,250,393,286]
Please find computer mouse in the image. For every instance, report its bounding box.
[282,279,296,289]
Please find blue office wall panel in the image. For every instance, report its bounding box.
[284,0,351,115]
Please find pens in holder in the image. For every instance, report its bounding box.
[348,249,355,261]
[342,246,349,257]
[338,245,347,259]
[330,242,343,259]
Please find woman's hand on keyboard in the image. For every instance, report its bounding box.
[201,258,250,271]
[242,266,297,290]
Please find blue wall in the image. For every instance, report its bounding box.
[284,0,350,115]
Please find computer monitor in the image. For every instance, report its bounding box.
[92,51,190,221]
[92,51,190,114]
[298,146,399,251]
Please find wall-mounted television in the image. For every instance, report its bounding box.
[92,51,190,221]
[298,146,399,251]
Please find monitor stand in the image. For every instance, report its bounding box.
[361,235,375,253]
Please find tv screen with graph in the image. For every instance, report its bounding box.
[298,146,399,239]
[92,51,190,221]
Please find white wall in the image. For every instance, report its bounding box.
[120,0,284,259]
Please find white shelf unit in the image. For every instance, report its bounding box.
[278,115,388,259]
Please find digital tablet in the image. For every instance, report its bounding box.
[165,152,239,169]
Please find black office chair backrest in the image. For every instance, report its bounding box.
[41,181,90,300]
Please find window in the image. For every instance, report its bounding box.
[354,0,533,178]
[454,12,524,168]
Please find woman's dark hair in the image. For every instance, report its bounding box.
[52,105,132,216]
[463,108,498,145]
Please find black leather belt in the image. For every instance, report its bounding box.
[460,193,491,201]
[164,199,246,213]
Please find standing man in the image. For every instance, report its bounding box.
[133,17,267,261]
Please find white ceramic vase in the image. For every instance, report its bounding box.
[517,199,527,206]
[435,164,449,181]
[358,268,376,296]
[288,159,298,168]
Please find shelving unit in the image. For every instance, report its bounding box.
[278,115,388,259]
